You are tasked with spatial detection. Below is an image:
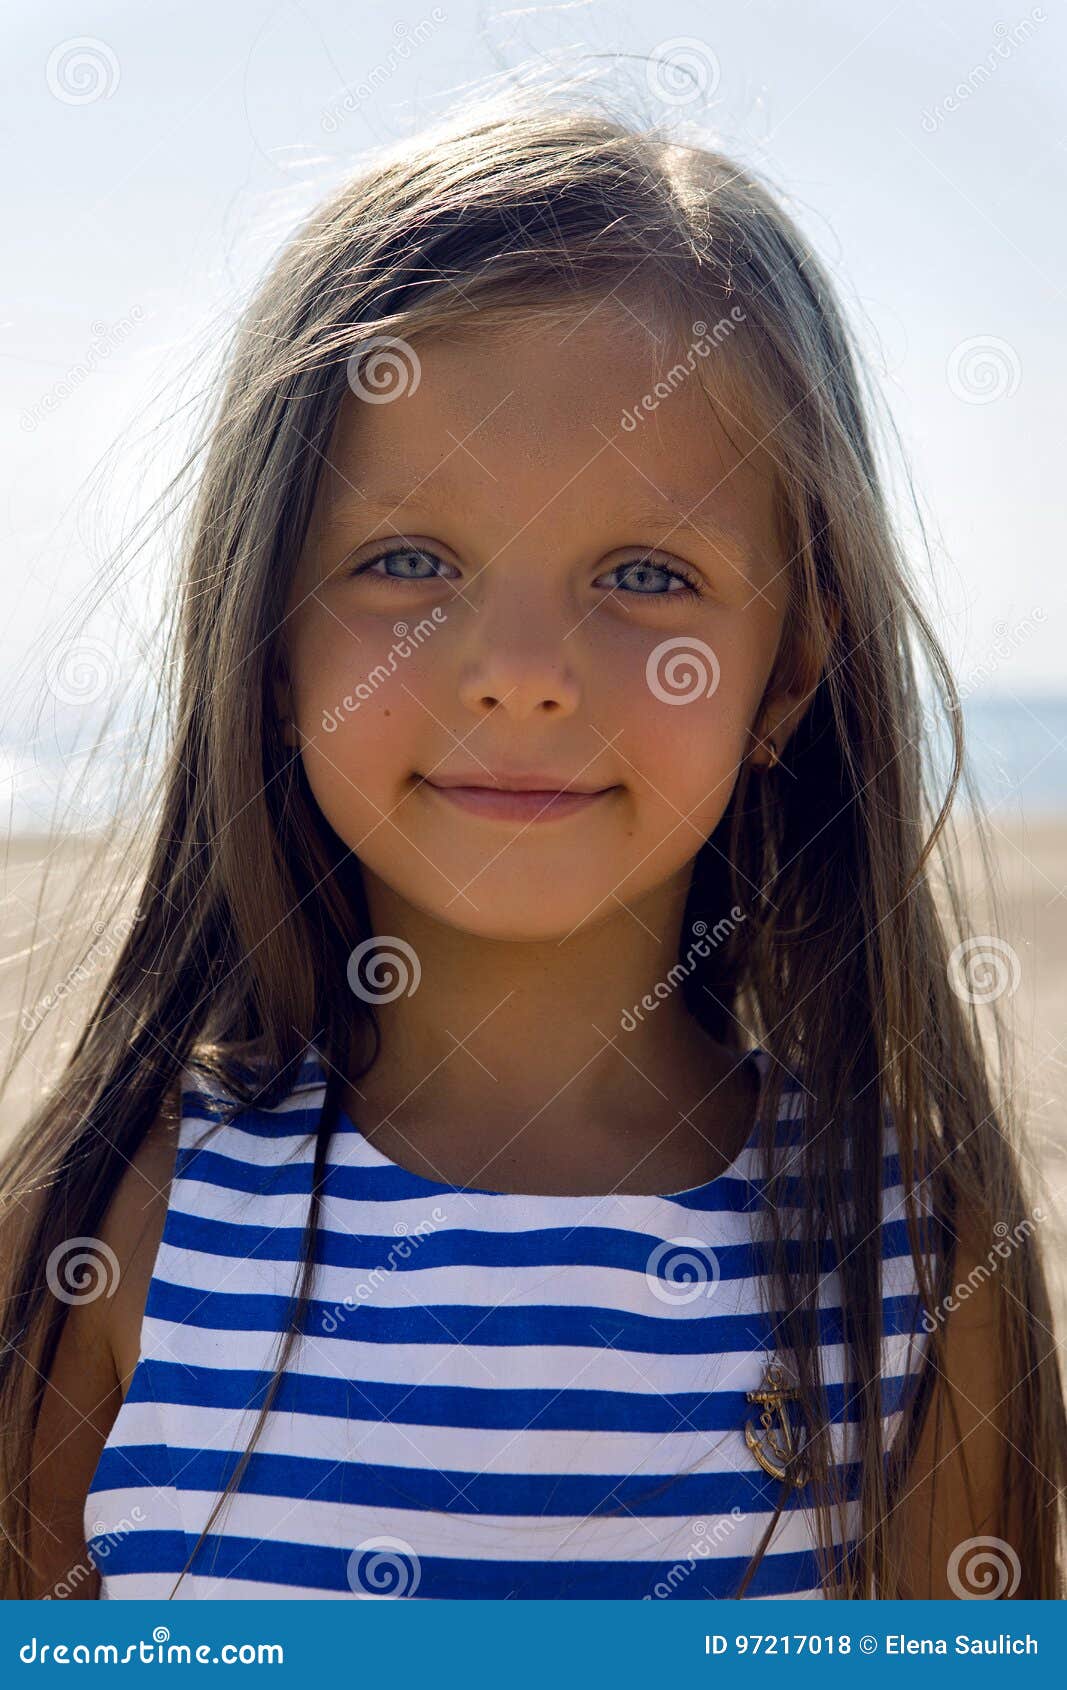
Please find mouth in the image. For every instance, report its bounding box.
[418,779,619,824]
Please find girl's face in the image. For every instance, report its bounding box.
[282,303,795,941]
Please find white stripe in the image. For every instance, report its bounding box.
[99,1569,826,1600]
[164,1164,911,1238]
[167,1181,761,1241]
[151,1246,773,1320]
[144,1238,922,1323]
[88,1483,853,1564]
[137,1315,925,1396]
[93,1399,862,1478]
[175,1128,802,1200]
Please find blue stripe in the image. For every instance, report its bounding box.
[169,1143,905,1212]
[87,1528,843,1598]
[89,1529,189,1581]
[145,1274,927,1353]
[89,1442,861,1518]
[159,1205,928,1277]
[114,1358,919,1431]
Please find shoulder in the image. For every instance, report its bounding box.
[97,1084,185,1389]
[27,1077,185,1597]
[97,1053,324,1385]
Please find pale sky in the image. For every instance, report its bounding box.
[3,0,1064,787]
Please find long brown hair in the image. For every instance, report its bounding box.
[2,82,1063,1599]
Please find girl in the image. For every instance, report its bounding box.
[2,89,1063,1602]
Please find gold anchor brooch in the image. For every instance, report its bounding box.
[744,1362,810,1485]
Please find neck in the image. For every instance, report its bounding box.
[345,865,752,1184]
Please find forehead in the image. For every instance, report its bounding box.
[315,303,785,577]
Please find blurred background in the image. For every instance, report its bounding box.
[1,2,1064,1307]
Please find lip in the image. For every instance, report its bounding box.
[427,771,610,792]
[420,779,618,823]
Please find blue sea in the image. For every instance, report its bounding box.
[935,692,1067,818]
[1,692,1064,837]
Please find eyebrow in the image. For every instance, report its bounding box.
[321,487,757,573]
[607,495,756,568]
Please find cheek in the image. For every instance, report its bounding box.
[621,702,748,842]
[292,606,411,717]
[288,609,430,804]
[598,627,757,811]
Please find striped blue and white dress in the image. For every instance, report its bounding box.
[85,1043,933,1599]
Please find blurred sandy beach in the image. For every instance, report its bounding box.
[2,812,1066,1323]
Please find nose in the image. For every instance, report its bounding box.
[455,586,582,721]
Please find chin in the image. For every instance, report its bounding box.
[413,889,619,945]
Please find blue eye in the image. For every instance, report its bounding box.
[353,545,451,584]
[351,546,702,599]
[601,558,702,599]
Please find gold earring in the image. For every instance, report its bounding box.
[752,735,778,770]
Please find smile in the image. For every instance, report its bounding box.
[420,782,617,823]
